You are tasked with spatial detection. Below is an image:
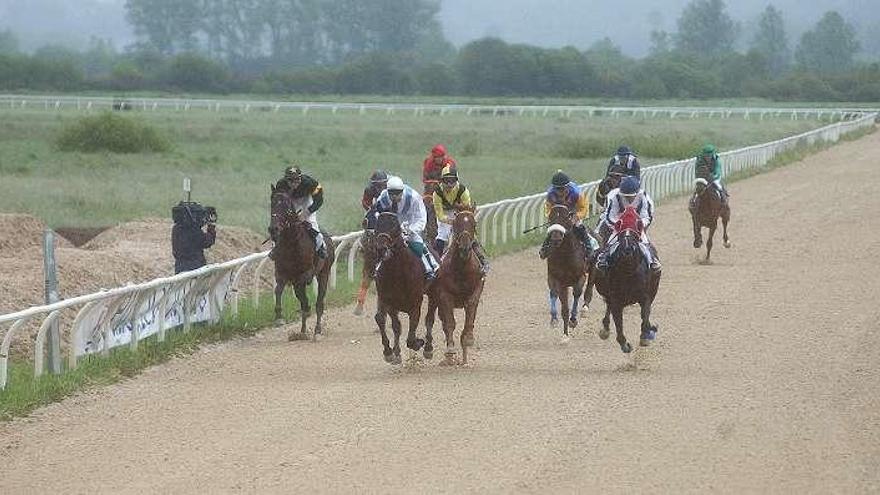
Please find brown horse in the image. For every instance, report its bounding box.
[269,187,336,341]
[545,204,588,337]
[425,210,485,365]
[593,227,660,353]
[422,193,438,246]
[595,172,623,210]
[373,212,434,364]
[690,179,731,262]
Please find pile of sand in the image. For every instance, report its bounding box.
[0,215,268,358]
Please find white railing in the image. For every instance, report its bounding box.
[0,111,875,389]
[0,94,875,121]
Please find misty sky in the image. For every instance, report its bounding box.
[1,0,878,57]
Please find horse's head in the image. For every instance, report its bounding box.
[615,228,644,269]
[270,185,301,233]
[547,204,573,248]
[374,212,403,257]
[693,178,709,196]
[452,210,477,257]
[603,173,623,192]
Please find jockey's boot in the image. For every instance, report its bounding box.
[422,255,438,281]
[539,235,551,259]
[268,245,278,261]
[472,241,491,275]
[309,228,327,259]
[595,251,609,273]
[434,238,447,255]
[650,259,662,273]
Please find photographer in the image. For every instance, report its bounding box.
[171,202,217,274]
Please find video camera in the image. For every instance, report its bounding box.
[172,201,217,228]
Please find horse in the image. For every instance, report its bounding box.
[422,193,438,246]
[425,209,484,365]
[269,186,336,341]
[373,212,434,364]
[592,222,660,353]
[545,204,588,337]
[353,212,380,316]
[690,178,731,262]
[595,172,623,210]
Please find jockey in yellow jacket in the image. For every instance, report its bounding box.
[431,165,490,274]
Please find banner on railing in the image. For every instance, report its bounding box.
[73,276,231,356]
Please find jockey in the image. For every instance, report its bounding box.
[539,170,593,260]
[597,176,661,273]
[606,145,641,179]
[692,144,728,207]
[269,165,327,260]
[361,169,388,211]
[422,144,457,195]
[375,175,439,280]
[431,165,491,274]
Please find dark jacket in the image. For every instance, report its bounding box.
[606,154,641,178]
[172,223,216,274]
[275,174,324,213]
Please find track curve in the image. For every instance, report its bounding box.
[2,132,879,493]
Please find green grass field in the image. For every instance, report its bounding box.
[0,107,826,234]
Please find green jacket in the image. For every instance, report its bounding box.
[695,153,722,181]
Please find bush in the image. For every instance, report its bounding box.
[56,112,171,153]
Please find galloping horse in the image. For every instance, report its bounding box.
[593,209,660,352]
[545,204,588,337]
[595,172,623,210]
[373,212,434,364]
[269,186,336,341]
[354,212,380,316]
[425,209,485,365]
[690,178,731,262]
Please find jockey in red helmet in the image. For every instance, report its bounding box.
[422,144,457,195]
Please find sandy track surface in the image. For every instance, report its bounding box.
[2,132,879,494]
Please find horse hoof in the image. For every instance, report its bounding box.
[550,318,559,328]
[724,241,731,249]
[569,318,578,328]
[383,353,394,363]
[289,332,309,342]
[391,355,402,365]
[439,354,456,366]
[353,304,364,316]
[620,342,632,353]
[274,319,285,327]
[639,329,656,346]
[423,349,434,360]
[599,328,610,340]
[693,239,702,249]
[313,332,323,343]
[407,338,425,351]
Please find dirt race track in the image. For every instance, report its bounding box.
[2,132,879,494]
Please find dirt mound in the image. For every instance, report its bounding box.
[0,214,72,254]
[1,217,266,358]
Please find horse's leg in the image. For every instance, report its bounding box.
[706,222,716,262]
[692,211,703,249]
[612,304,631,353]
[424,295,438,360]
[405,304,425,352]
[314,269,330,339]
[354,268,371,316]
[639,298,658,346]
[390,311,403,365]
[570,276,585,328]
[721,206,731,248]
[582,268,594,312]
[375,305,393,363]
[289,283,310,341]
[599,304,611,340]
[274,278,285,326]
[440,301,457,366]
[548,283,559,328]
[461,301,480,365]
[559,286,571,338]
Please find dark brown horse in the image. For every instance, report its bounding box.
[545,204,588,337]
[373,212,434,364]
[690,179,731,262]
[425,210,485,365]
[593,227,660,353]
[270,187,336,341]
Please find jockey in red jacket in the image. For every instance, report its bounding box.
[422,144,457,195]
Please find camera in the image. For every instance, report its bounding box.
[172,201,218,227]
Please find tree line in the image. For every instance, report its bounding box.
[0,0,878,101]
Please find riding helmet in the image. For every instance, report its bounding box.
[616,145,632,156]
[284,165,302,179]
[386,176,405,192]
[441,165,458,180]
[620,176,640,196]
[551,170,570,187]
[370,169,388,183]
[431,144,447,157]
[701,144,717,155]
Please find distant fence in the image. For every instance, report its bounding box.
[0,94,875,121]
[0,110,875,390]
